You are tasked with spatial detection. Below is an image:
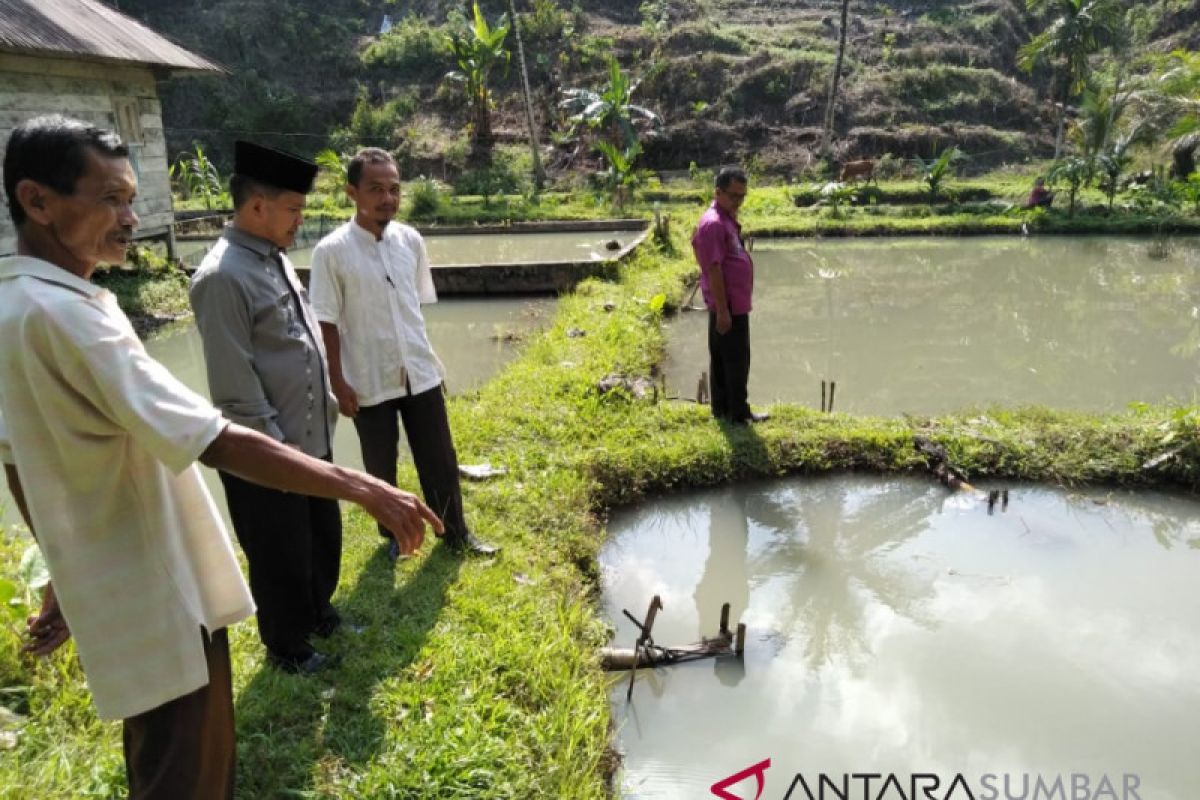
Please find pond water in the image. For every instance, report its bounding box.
[178,228,638,268]
[666,236,1200,414]
[602,475,1200,800]
[0,296,551,528]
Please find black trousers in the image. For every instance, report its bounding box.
[352,385,470,541]
[708,312,752,421]
[124,628,234,800]
[219,466,342,660]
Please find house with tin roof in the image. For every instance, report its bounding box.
[0,0,222,256]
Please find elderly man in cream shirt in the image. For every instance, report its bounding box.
[0,116,440,799]
[310,147,497,558]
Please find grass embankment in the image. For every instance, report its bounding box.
[4,217,1200,798]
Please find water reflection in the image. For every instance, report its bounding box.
[604,476,1200,800]
[666,236,1200,414]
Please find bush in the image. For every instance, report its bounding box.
[663,22,748,55]
[361,15,445,79]
[330,88,418,151]
[406,177,446,220]
[455,160,525,201]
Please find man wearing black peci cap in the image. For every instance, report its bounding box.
[189,141,345,674]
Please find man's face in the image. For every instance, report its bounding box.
[715,179,748,217]
[28,149,138,272]
[347,160,401,225]
[258,190,307,249]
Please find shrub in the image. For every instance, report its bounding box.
[456,160,524,202]
[362,15,444,79]
[330,88,418,151]
[406,177,446,220]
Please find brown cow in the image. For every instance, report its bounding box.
[839,159,876,184]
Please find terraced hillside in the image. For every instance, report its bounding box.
[114,0,1198,177]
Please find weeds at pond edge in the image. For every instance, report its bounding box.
[2,228,1199,798]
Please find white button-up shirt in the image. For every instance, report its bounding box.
[0,256,254,720]
[309,220,444,405]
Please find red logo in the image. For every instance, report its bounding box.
[711,758,772,800]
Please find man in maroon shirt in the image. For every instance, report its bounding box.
[691,167,768,424]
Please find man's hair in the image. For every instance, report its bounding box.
[229,174,284,210]
[715,166,748,190]
[4,115,128,225]
[347,147,398,187]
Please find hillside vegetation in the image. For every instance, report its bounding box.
[114,0,1199,179]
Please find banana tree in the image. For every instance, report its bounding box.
[560,57,661,152]
[594,140,645,211]
[1048,155,1090,216]
[445,2,510,156]
[913,147,966,202]
[315,149,351,206]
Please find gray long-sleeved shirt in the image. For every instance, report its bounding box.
[189,225,336,458]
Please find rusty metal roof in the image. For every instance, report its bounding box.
[0,0,223,73]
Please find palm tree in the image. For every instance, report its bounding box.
[445,2,510,159]
[1018,0,1122,159]
[1153,50,1200,177]
[820,0,851,164]
[560,57,661,152]
[505,0,545,190]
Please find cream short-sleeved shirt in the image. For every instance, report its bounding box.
[0,256,254,720]
[309,220,444,405]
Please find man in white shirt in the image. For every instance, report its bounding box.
[0,116,440,799]
[310,148,497,558]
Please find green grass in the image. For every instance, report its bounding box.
[5,187,1200,797]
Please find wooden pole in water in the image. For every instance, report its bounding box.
[735,623,747,657]
[626,595,663,700]
[829,381,836,412]
[719,603,731,638]
[821,380,827,412]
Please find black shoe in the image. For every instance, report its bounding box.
[443,533,500,556]
[746,411,770,424]
[313,611,341,638]
[382,538,401,562]
[268,650,338,675]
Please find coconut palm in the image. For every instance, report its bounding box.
[560,57,661,152]
[1152,50,1200,177]
[506,0,545,190]
[820,0,851,162]
[445,2,510,158]
[1018,0,1122,158]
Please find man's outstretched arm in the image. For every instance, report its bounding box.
[200,423,443,553]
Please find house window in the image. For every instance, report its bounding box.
[112,97,144,146]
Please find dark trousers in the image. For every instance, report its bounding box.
[708,312,752,421]
[124,628,234,800]
[219,466,342,660]
[353,385,470,541]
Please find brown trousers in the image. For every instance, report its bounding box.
[123,627,235,800]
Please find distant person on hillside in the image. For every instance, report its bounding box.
[309,148,498,559]
[1023,176,1054,209]
[691,166,768,425]
[1,115,439,798]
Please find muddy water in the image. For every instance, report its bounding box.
[178,229,637,268]
[602,476,1200,800]
[0,296,550,528]
[667,236,1200,414]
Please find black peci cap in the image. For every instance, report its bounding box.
[233,140,317,194]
